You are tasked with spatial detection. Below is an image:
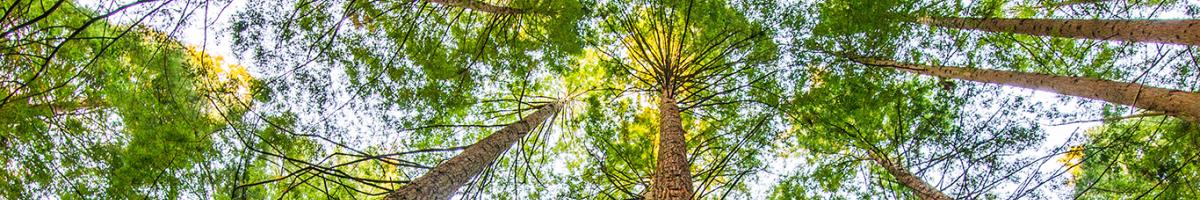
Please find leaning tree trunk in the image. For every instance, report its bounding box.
[916,17,1200,46]
[866,150,952,200]
[385,102,561,200]
[854,58,1200,123]
[1044,0,1111,8]
[649,94,694,200]
[426,0,525,15]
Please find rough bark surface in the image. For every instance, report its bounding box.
[426,0,525,15]
[649,96,694,200]
[866,150,952,200]
[917,17,1200,46]
[384,102,560,200]
[1047,0,1111,8]
[858,59,1200,123]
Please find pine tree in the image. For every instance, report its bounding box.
[916,17,1200,46]
[852,58,1200,123]
[387,102,562,200]
[866,150,952,200]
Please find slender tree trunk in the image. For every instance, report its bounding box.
[916,17,1200,46]
[0,99,106,116]
[385,102,560,200]
[866,150,951,200]
[649,94,694,200]
[426,0,525,15]
[855,58,1200,123]
[1045,0,1111,8]
[44,99,105,114]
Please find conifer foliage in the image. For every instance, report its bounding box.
[2,0,1197,199]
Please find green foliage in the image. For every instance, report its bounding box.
[810,0,918,51]
[1075,119,1200,199]
[5,0,1200,199]
[1,1,257,199]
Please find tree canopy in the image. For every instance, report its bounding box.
[2,0,1198,199]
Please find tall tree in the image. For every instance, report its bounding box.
[426,0,528,14]
[596,0,777,198]
[766,59,1046,199]
[230,0,591,198]
[386,101,562,200]
[1072,117,1200,199]
[915,17,1200,46]
[652,90,693,199]
[864,150,951,200]
[0,1,261,199]
[851,58,1200,123]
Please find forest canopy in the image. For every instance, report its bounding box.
[1,0,1198,199]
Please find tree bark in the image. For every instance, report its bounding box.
[384,102,560,200]
[866,150,952,200]
[1058,0,1108,6]
[1044,0,1111,8]
[426,0,525,15]
[916,17,1200,46]
[649,95,694,200]
[855,58,1200,123]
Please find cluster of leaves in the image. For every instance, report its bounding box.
[1075,119,1200,199]
[1,0,261,199]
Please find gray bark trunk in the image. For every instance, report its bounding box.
[917,17,1200,46]
[866,150,952,200]
[385,102,561,200]
[856,58,1200,123]
[426,0,525,15]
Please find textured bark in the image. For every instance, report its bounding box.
[43,99,105,114]
[917,17,1200,46]
[426,0,525,15]
[1044,0,1111,8]
[0,99,106,114]
[385,102,560,200]
[866,150,951,200]
[649,95,694,200]
[857,58,1200,123]
[1023,0,1109,11]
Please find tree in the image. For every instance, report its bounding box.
[426,0,528,14]
[228,0,593,198]
[1,1,260,199]
[864,150,951,200]
[851,58,1200,123]
[593,0,777,198]
[915,17,1200,46]
[387,101,562,200]
[765,59,1045,199]
[768,1,1101,199]
[1071,117,1200,199]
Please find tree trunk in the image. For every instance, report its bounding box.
[866,150,952,200]
[385,102,560,200]
[855,58,1200,123]
[916,17,1200,46]
[426,0,525,15]
[44,99,106,114]
[1046,0,1111,8]
[649,95,694,200]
